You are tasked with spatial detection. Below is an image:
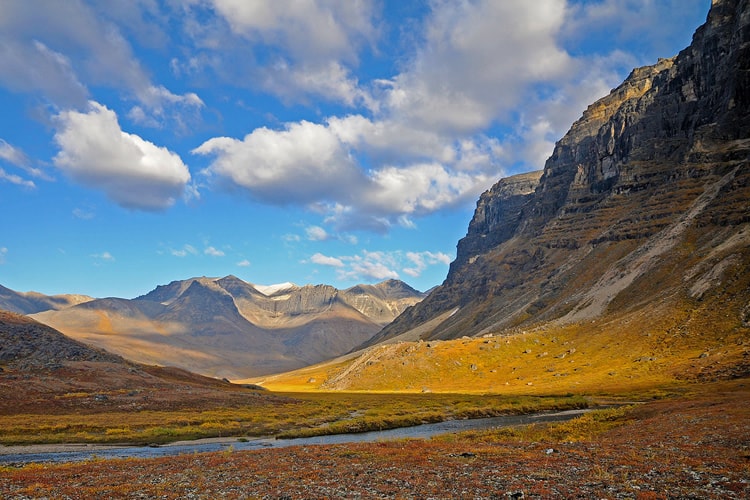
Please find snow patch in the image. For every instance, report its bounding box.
[254,282,298,296]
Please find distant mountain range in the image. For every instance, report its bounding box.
[0,284,93,315]
[11,276,425,379]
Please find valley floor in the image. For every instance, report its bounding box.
[2,379,748,499]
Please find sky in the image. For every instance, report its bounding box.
[0,0,710,298]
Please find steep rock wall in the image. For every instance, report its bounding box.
[368,0,750,345]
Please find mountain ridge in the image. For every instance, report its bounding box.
[29,276,425,379]
[364,0,749,346]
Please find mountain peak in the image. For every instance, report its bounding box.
[371,0,750,343]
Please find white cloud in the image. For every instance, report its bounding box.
[0,139,51,183]
[0,39,88,108]
[237,259,251,267]
[196,116,502,230]
[283,233,302,243]
[128,85,205,130]
[53,101,192,211]
[263,60,369,108]
[341,251,400,282]
[0,139,29,167]
[364,163,488,216]
[0,247,7,264]
[92,251,115,262]
[0,167,35,189]
[204,246,225,257]
[0,1,202,126]
[379,0,573,134]
[306,226,330,241]
[403,251,452,278]
[172,0,377,106]
[310,252,344,268]
[208,0,377,64]
[72,208,95,220]
[171,244,198,257]
[310,249,452,283]
[194,120,365,205]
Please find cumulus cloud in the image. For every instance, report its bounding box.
[53,102,192,211]
[194,1,631,231]
[236,259,251,267]
[196,116,502,229]
[379,0,573,134]
[193,120,366,205]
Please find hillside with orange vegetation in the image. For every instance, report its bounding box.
[0,310,287,416]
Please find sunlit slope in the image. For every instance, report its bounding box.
[32,276,425,379]
[248,257,750,394]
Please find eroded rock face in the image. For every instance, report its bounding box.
[368,0,750,345]
[452,171,542,272]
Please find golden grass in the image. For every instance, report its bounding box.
[251,294,748,397]
[0,392,586,445]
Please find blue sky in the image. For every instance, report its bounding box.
[0,0,709,298]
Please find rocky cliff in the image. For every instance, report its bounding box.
[368,0,750,345]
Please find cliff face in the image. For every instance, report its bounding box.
[369,0,750,345]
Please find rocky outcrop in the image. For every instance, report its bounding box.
[369,0,750,344]
[452,171,542,271]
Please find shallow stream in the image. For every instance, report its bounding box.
[0,408,590,465]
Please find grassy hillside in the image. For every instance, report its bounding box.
[249,292,749,396]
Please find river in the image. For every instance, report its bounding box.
[0,408,590,465]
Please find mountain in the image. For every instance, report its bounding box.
[0,284,92,315]
[31,276,425,379]
[365,0,750,346]
[0,310,283,414]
